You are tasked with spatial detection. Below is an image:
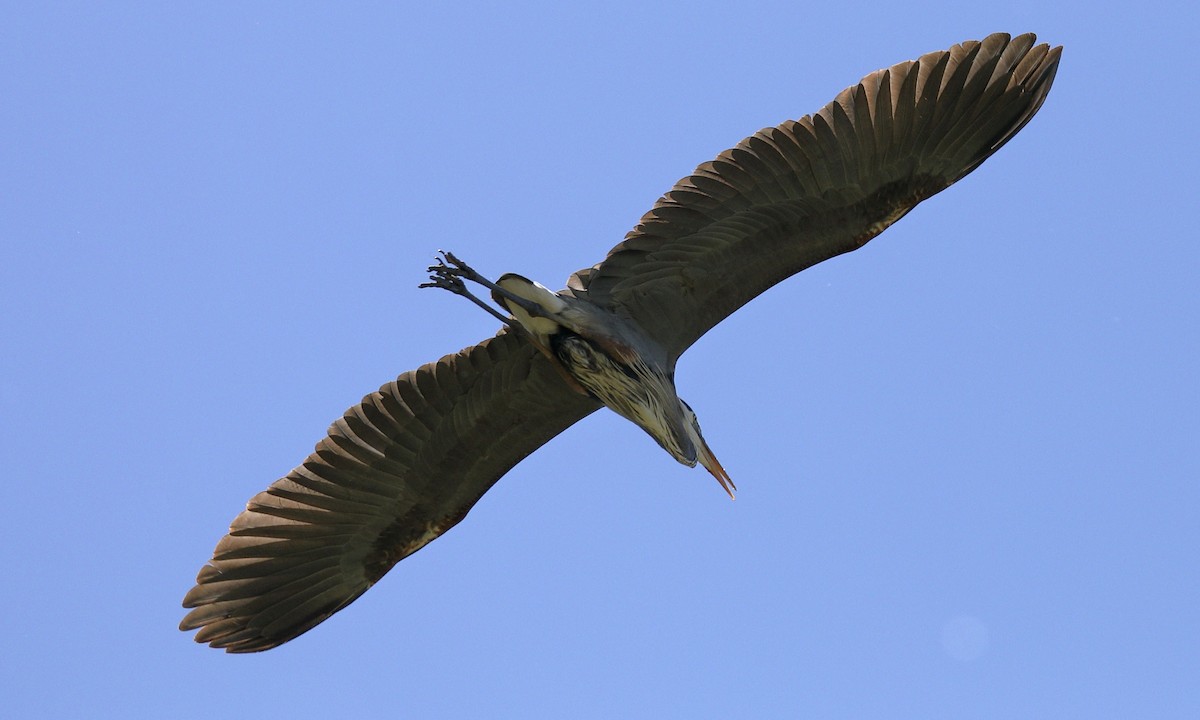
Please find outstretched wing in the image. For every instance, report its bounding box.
[181,330,600,652]
[566,33,1061,362]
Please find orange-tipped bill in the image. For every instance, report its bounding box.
[697,438,736,500]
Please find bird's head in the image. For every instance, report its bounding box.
[675,400,736,500]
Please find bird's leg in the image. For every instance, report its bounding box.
[420,251,593,398]
[422,250,561,322]
[419,258,520,329]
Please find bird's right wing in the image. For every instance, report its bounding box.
[567,33,1061,363]
[181,329,600,652]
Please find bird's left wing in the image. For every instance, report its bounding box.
[181,329,600,652]
[566,33,1060,363]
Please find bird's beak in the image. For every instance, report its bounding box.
[697,437,736,500]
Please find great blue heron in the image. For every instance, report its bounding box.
[182,33,1061,652]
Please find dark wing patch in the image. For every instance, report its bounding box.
[181,330,600,652]
[566,33,1061,362]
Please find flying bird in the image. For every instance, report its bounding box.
[182,33,1061,652]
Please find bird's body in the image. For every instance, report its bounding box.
[182,33,1061,652]
[443,261,733,495]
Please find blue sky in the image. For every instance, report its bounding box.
[3,2,1197,718]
